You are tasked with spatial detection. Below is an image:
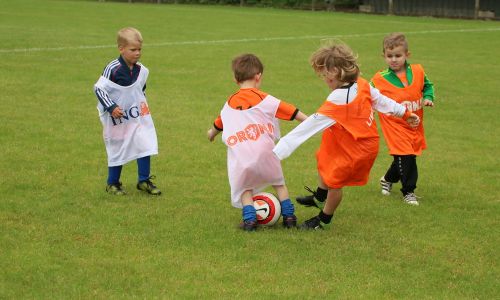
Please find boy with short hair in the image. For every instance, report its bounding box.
[207,53,307,231]
[371,32,435,205]
[273,42,420,230]
[94,27,161,196]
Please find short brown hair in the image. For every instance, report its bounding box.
[383,32,408,52]
[310,42,359,83]
[231,54,264,83]
[117,27,143,47]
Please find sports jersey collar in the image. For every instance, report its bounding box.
[382,61,413,88]
[338,82,355,89]
[118,55,140,72]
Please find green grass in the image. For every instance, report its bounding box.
[1,0,499,298]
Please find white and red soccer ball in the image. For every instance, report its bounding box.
[252,192,281,226]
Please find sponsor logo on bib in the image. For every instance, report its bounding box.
[110,101,150,126]
[226,123,275,147]
[401,98,423,112]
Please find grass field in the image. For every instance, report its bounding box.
[1,0,499,298]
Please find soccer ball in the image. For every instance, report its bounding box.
[252,192,281,226]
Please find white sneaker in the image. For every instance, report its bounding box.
[403,193,419,206]
[380,176,392,196]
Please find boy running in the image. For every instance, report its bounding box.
[371,33,435,205]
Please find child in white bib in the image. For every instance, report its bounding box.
[207,54,307,231]
[94,27,161,196]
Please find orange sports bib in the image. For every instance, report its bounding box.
[372,64,427,155]
[315,78,380,188]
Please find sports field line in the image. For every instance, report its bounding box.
[1,27,499,53]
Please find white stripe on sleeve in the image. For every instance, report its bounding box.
[103,60,120,79]
[95,86,114,108]
[273,113,335,160]
[370,86,406,117]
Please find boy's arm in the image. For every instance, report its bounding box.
[276,100,307,122]
[273,113,333,160]
[213,115,223,131]
[423,73,435,107]
[94,86,123,118]
[94,86,117,112]
[294,111,308,122]
[207,127,220,142]
[370,86,419,128]
[370,86,406,116]
[207,115,223,142]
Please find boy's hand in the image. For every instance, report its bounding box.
[111,106,124,118]
[424,99,434,107]
[406,113,420,128]
[207,128,220,142]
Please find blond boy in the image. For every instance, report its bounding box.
[94,27,161,195]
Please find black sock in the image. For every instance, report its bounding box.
[318,210,333,224]
[316,187,328,202]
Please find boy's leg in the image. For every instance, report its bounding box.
[301,188,341,230]
[323,188,342,215]
[296,173,328,208]
[380,156,401,196]
[384,156,402,183]
[106,165,125,195]
[399,155,419,205]
[107,165,123,184]
[136,156,161,195]
[137,155,151,182]
[273,185,297,228]
[241,190,257,231]
[399,155,418,194]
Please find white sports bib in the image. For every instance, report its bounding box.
[221,95,284,208]
[95,66,158,166]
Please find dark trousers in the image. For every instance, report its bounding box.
[384,155,418,195]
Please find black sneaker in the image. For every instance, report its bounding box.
[240,220,258,232]
[137,176,161,195]
[282,215,297,229]
[300,216,324,230]
[296,186,325,209]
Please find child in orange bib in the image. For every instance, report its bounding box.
[273,42,420,230]
[371,33,435,206]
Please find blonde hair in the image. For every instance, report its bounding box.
[310,42,360,83]
[231,54,264,83]
[383,32,408,52]
[117,27,143,47]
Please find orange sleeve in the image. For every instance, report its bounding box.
[214,115,223,131]
[276,100,299,121]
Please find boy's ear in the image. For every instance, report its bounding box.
[406,51,411,57]
[330,67,340,77]
[255,73,262,82]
